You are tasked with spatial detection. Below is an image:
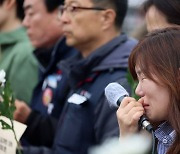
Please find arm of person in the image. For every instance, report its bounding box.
[9,44,38,104]
[94,96,119,143]
[19,146,52,154]
[14,100,58,147]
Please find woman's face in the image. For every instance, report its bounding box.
[135,66,170,124]
[145,5,176,32]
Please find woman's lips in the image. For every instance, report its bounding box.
[143,104,150,110]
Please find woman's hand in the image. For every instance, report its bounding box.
[116,97,144,137]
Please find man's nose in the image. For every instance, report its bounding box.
[22,16,29,28]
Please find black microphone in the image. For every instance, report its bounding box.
[105,82,153,133]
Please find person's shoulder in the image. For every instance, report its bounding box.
[114,35,138,57]
[11,41,35,60]
[10,28,33,49]
[15,41,34,54]
[126,36,138,45]
[10,39,37,67]
[121,35,138,49]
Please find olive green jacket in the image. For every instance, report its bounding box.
[0,27,38,104]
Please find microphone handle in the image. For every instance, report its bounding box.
[139,115,154,132]
[117,95,128,106]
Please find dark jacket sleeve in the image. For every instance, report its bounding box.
[23,110,58,147]
[94,96,119,144]
[94,76,131,143]
[21,146,52,154]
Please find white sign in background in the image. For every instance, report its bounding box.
[0,116,27,154]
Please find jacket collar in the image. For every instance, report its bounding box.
[60,34,130,88]
[0,27,29,45]
[34,37,78,75]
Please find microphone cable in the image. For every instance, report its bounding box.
[151,129,157,154]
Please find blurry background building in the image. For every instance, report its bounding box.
[123,0,147,39]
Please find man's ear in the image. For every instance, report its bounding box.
[100,9,116,30]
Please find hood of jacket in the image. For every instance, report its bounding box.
[0,27,31,45]
[60,34,137,88]
[93,35,137,71]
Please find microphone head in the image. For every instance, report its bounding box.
[105,82,129,107]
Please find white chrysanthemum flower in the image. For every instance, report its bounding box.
[0,70,6,86]
[89,134,151,154]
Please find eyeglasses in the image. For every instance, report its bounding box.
[58,5,106,18]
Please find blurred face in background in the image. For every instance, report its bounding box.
[145,5,176,32]
[23,0,62,48]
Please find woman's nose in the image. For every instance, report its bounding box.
[135,83,144,97]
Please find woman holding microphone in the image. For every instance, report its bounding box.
[117,27,180,154]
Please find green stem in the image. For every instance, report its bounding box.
[10,119,22,154]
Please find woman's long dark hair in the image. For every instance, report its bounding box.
[128,27,180,154]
